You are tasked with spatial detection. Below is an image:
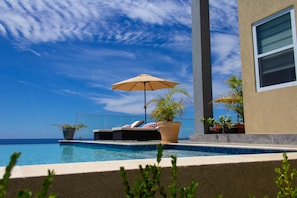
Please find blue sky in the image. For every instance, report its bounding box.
[0,0,240,139]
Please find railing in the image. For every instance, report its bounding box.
[74,113,195,140]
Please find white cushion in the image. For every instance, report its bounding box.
[130,120,144,128]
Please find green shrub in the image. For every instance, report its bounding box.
[275,153,297,198]
[120,144,198,197]
[0,152,55,198]
[244,153,297,198]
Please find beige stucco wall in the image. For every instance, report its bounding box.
[238,0,297,134]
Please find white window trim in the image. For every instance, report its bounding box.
[252,7,297,92]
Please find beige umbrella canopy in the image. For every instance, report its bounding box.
[112,74,178,123]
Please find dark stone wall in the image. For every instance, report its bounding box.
[6,159,297,197]
[190,134,297,145]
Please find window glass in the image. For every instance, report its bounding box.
[257,13,292,54]
[253,8,297,91]
[259,48,296,87]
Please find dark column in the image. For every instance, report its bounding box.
[191,0,213,134]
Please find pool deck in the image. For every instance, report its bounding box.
[1,140,297,179]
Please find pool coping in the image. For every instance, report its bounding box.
[2,140,297,179]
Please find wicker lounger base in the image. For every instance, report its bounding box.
[112,128,161,141]
[93,129,113,140]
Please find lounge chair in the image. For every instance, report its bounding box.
[112,127,160,141]
[93,120,144,140]
[93,129,114,140]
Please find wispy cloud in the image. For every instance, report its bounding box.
[94,87,192,116]
[54,89,83,96]
[96,93,146,115]
[209,0,238,34]
[211,32,241,76]
[0,0,191,48]
[209,0,241,100]
[1,0,241,117]
[17,80,41,89]
[109,0,191,26]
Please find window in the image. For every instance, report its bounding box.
[253,8,297,91]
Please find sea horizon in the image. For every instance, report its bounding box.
[0,138,63,144]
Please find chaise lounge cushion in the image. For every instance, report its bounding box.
[141,122,158,129]
[131,120,145,128]
[120,120,144,128]
[93,120,145,140]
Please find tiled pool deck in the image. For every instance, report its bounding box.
[2,140,297,179]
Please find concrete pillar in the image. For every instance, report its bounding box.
[191,0,213,134]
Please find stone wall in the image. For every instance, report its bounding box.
[190,134,297,145]
[6,158,297,197]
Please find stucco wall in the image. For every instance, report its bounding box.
[6,159,297,197]
[238,0,297,134]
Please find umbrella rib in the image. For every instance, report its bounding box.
[146,81,154,90]
[128,82,138,91]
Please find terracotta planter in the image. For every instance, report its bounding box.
[158,121,181,143]
[62,128,76,140]
[236,123,245,133]
[208,125,222,133]
[224,127,238,133]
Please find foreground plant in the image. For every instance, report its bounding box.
[0,153,20,198]
[275,153,297,197]
[120,144,198,197]
[241,153,297,198]
[0,152,56,198]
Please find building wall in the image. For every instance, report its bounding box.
[238,0,297,134]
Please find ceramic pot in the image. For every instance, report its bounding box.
[158,121,181,143]
[63,128,76,140]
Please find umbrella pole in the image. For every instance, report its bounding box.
[144,82,147,123]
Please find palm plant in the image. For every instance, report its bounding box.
[212,75,244,122]
[148,87,190,122]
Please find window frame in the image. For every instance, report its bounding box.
[252,7,297,92]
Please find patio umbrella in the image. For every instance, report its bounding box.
[112,74,178,123]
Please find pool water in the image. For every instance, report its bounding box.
[1,141,293,167]
[0,142,226,166]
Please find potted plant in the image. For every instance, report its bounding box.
[55,123,87,140]
[201,115,233,133]
[200,117,221,133]
[211,75,245,133]
[147,87,190,143]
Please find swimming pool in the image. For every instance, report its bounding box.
[0,140,295,166]
[0,142,222,166]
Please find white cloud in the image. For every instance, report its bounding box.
[17,80,41,89]
[208,0,241,106]
[96,93,148,115]
[1,0,241,117]
[209,0,238,33]
[0,23,7,36]
[55,89,82,96]
[0,0,191,48]
[1,0,105,43]
[209,0,241,77]
[211,32,241,76]
[114,0,191,26]
[212,78,230,98]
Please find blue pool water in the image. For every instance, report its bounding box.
[0,142,224,166]
[0,140,293,166]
